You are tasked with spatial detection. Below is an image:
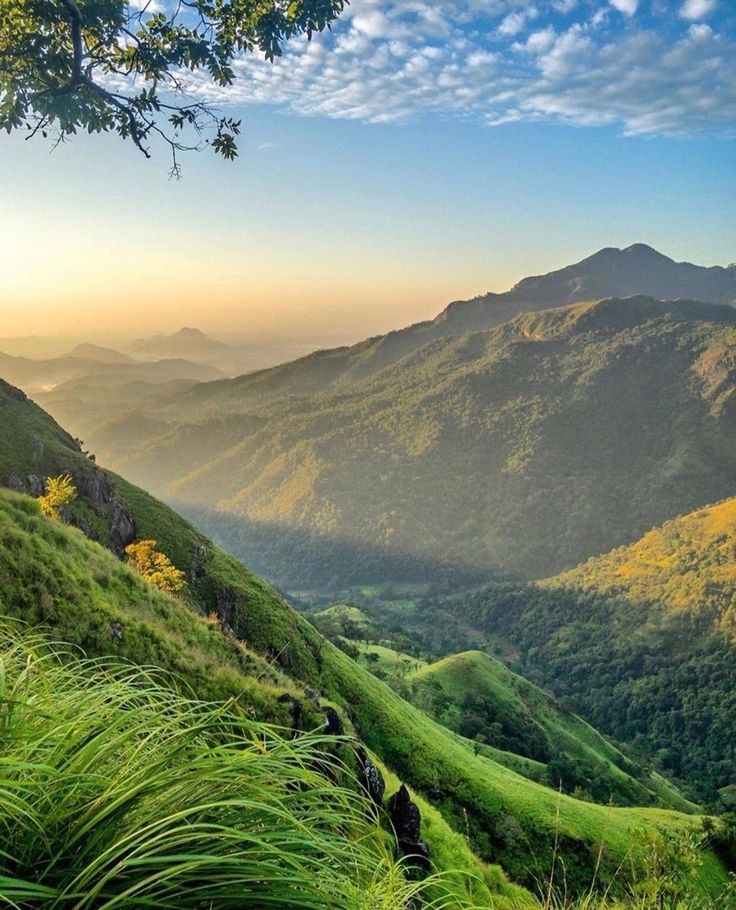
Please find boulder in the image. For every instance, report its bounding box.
[356,747,385,806]
[109,502,136,553]
[387,784,431,870]
[322,706,343,736]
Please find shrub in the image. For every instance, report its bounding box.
[37,474,76,520]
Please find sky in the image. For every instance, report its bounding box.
[1,0,735,345]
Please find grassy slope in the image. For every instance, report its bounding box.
[405,651,695,813]
[1,490,729,900]
[0,489,504,909]
[0,625,438,910]
[318,640,727,895]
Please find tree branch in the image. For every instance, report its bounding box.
[59,0,84,84]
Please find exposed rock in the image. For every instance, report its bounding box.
[67,514,98,541]
[109,502,136,553]
[388,785,421,842]
[215,588,237,634]
[304,687,321,704]
[388,784,430,869]
[6,474,25,493]
[278,693,304,735]
[111,622,124,641]
[75,470,114,512]
[322,706,343,736]
[356,747,385,806]
[26,474,44,497]
[190,543,209,581]
[403,839,430,868]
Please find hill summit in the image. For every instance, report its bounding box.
[129,327,233,362]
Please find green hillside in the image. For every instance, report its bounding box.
[1,380,732,902]
[4,487,726,901]
[308,619,694,812]
[436,497,736,803]
[0,488,509,908]
[405,652,694,811]
[57,296,736,588]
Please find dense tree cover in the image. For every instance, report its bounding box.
[419,499,736,804]
[181,505,482,589]
[0,0,345,168]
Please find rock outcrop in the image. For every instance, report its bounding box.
[387,784,430,869]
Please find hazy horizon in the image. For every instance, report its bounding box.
[3,240,734,352]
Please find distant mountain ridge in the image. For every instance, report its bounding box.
[130,327,234,363]
[81,295,736,585]
[176,244,736,412]
[66,343,135,364]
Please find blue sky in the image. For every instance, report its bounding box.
[1,0,734,343]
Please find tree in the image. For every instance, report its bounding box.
[0,0,346,172]
[38,474,77,520]
[125,539,187,595]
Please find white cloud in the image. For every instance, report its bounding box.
[128,0,163,12]
[552,0,578,12]
[499,11,528,35]
[515,26,557,52]
[180,0,736,139]
[680,0,717,20]
[609,0,638,14]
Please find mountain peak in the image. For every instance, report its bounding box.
[173,327,210,340]
[621,243,672,259]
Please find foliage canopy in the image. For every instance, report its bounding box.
[0,0,346,170]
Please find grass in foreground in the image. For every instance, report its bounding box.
[0,623,460,909]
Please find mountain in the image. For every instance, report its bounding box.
[0,350,105,392]
[438,244,736,333]
[152,244,736,413]
[1,377,727,902]
[130,327,234,363]
[421,496,736,803]
[83,296,736,586]
[66,342,135,363]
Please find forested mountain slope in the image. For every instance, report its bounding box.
[88,296,736,584]
[404,651,693,810]
[436,497,736,803]
[145,244,736,413]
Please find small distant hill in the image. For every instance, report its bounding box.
[66,342,135,364]
[404,651,692,811]
[130,327,233,364]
